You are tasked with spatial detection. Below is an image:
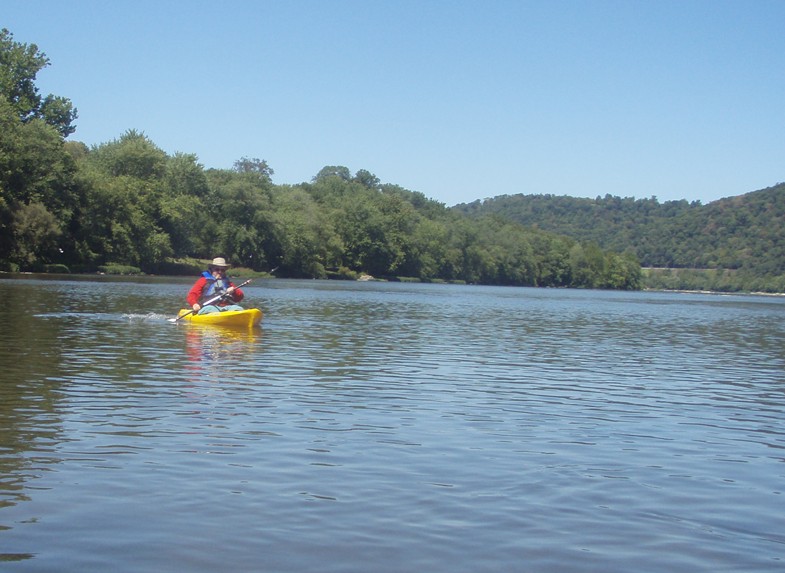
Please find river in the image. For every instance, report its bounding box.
[0,275,783,572]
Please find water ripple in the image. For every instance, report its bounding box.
[1,280,784,572]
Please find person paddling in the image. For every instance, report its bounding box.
[187,257,245,314]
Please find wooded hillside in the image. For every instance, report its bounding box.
[454,183,785,292]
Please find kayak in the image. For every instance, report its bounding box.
[176,308,263,328]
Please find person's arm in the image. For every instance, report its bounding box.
[227,282,244,302]
[187,277,207,310]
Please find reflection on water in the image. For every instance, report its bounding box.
[0,277,784,572]
[184,324,262,362]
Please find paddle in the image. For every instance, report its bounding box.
[169,278,253,323]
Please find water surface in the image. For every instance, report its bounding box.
[1,276,783,572]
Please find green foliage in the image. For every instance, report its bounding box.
[159,154,210,256]
[457,185,785,292]
[271,186,341,278]
[326,267,359,280]
[0,28,76,136]
[89,130,167,179]
[233,156,274,184]
[642,267,785,294]
[0,94,78,267]
[146,258,202,276]
[10,201,62,267]
[204,167,276,270]
[313,165,352,182]
[98,263,143,275]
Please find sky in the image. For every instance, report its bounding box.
[3,0,784,206]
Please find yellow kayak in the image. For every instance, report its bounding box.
[176,308,263,328]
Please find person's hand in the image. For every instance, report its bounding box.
[226,286,235,295]
[192,303,201,311]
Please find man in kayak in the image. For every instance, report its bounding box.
[187,257,245,314]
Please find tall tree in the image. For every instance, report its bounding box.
[0,28,77,137]
[160,152,210,256]
[313,165,352,182]
[0,97,78,269]
[78,132,173,267]
[233,156,274,184]
[205,168,276,270]
[272,187,342,277]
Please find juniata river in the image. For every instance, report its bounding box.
[0,276,783,572]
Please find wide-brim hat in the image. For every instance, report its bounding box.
[208,257,231,269]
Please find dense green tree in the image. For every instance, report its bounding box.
[76,169,171,266]
[204,167,276,270]
[233,156,274,183]
[569,242,606,288]
[313,165,352,182]
[327,185,387,273]
[0,28,77,136]
[10,201,62,267]
[532,234,573,287]
[75,132,175,267]
[604,252,642,290]
[311,176,423,277]
[89,130,167,179]
[0,97,78,269]
[160,152,210,256]
[353,169,380,189]
[271,187,342,277]
[406,217,450,279]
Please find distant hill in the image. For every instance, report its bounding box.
[454,182,785,279]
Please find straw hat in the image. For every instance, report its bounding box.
[208,257,231,269]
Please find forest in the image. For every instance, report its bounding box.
[455,182,785,293]
[0,28,641,290]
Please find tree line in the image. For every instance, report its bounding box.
[2,129,643,290]
[455,184,785,293]
[1,28,644,289]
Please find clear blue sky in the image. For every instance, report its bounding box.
[4,0,784,206]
